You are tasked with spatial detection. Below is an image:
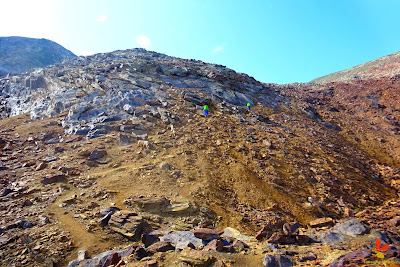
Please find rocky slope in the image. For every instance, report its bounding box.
[0,36,76,76]
[0,48,399,266]
[311,51,400,83]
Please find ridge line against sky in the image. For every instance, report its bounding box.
[1,0,400,84]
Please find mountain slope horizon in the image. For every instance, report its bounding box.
[311,50,400,83]
[0,36,76,76]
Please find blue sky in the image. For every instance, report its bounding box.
[1,0,400,84]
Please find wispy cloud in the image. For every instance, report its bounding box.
[136,35,152,50]
[213,44,225,54]
[96,15,108,22]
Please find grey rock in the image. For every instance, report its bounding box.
[123,104,135,114]
[160,231,205,248]
[77,250,89,261]
[22,221,34,229]
[331,219,369,237]
[263,254,294,267]
[68,245,135,267]
[98,211,113,226]
[320,232,348,243]
[119,133,133,146]
[100,206,120,216]
[89,150,107,160]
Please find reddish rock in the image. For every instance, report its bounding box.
[193,228,223,241]
[146,241,175,253]
[255,223,272,240]
[35,162,47,171]
[42,174,66,185]
[268,231,296,244]
[309,217,334,228]
[144,260,158,267]
[149,230,171,237]
[78,149,91,157]
[255,220,285,241]
[204,239,224,252]
[296,235,311,245]
[299,251,317,262]
[102,252,121,267]
[328,250,372,267]
[108,211,150,241]
[283,222,300,235]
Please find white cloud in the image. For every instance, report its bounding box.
[213,45,224,54]
[136,35,152,50]
[96,15,108,22]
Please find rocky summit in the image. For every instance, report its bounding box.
[0,48,399,266]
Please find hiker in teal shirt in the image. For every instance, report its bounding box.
[204,105,209,116]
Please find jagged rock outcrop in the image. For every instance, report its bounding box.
[0,48,283,138]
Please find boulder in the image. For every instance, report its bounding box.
[108,210,150,240]
[330,219,369,237]
[193,228,223,241]
[268,231,296,245]
[142,233,160,247]
[263,254,294,267]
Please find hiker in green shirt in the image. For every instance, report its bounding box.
[204,105,209,116]
[247,102,251,111]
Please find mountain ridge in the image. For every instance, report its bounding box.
[0,36,76,76]
[311,51,400,83]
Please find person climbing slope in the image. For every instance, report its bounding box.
[204,105,209,116]
[247,102,251,111]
